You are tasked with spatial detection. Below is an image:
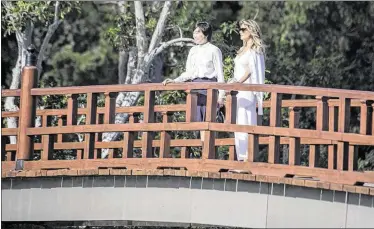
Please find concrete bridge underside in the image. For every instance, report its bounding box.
[2,175,374,228]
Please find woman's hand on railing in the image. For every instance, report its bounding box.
[227,78,238,84]
[162,79,175,85]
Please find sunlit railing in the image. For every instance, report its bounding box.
[2,48,374,187]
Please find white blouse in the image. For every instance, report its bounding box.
[234,49,265,115]
[174,42,225,99]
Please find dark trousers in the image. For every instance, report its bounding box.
[191,77,217,122]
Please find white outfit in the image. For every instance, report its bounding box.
[233,50,265,161]
[174,42,225,99]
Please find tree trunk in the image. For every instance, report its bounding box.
[118,50,128,84]
[100,1,193,158]
[151,55,164,83]
[4,28,33,144]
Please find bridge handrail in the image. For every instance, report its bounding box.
[1,47,374,188]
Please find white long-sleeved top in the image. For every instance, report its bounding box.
[174,42,225,99]
[234,49,265,115]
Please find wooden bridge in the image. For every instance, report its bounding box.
[2,48,374,192]
[2,48,374,228]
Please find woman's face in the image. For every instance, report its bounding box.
[239,25,251,42]
[193,27,207,44]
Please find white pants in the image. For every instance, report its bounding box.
[235,91,257,161]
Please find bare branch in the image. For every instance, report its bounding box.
[54,1,60,22]
[117,1,127,14]
[281,74,306,100]
[166,25,183,38]
[134,1,147,68]
[118,50,128,84]
[148,1,172,53]
[253,7,259,20]
[125,49,137,85]
[37,1,62,80]
[152,38,194,59]
[281,75,294,85]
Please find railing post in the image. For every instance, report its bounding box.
[310,96,329,168]
[202,88,217,159]
[84,93,98,159]
[142,90,155,158]
[186,90,198,122]
[160,111,172,158]
[337,97,351,171]
[123,113,138,158]
[41,115,54,160]
[360,100,373,135]
[288,106,301,165]
[16,45,38,170]
[268,92,282,164]
[225,90,238,161]
[328,102,338,169]
[224,91,238,124]
[104,92,117,158]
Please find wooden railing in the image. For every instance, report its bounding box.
[1,49,374,187]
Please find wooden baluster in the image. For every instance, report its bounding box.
[41,115,54,160]
[225,90,238,161]
[123,113,137,158]
[57,115,63,143]
[228,146,236,161]
[16,46,38,170]
[316,96,329,131]
[328,103,338,169]
[67,94,79,159]
[84,93,98,159]
[67,94,78,126]
[186,90,198,122]
[202,89,217,159]
[360,100,372,135]
[247,134,259,162]
[181,147,188,159]
[160,111,172,158]
[310,96,329,168]
[309,145,319,168]
[142,90,155,158]
[104,92,117,158]
[185,90,198,159]
[288,106,301,165]
[268,92,282,164]
[328,102,338,132]
[337,97,351,171]
[94,113,102,159]
[224,91,238,124]
[348,145,358,171]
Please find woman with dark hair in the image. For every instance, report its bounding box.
[163,21,225,141]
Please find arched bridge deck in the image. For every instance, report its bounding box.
[1,58,374,227]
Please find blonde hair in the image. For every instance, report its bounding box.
[238,19,266,55]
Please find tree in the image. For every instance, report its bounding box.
[1,1,78,144]
[100,1,226,158]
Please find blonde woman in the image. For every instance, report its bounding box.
[228,19,265,161]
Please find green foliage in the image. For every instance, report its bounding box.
[1,1,79,35]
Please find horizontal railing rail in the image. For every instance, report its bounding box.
[1,48,374,188]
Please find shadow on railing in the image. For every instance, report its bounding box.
[1,47,374,186]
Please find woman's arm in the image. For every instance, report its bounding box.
[173,48,196,83]
[212,47,225,99]
[237,69,252,83]
[236,52,254,83]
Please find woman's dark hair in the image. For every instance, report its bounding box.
[195,21,212,41]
